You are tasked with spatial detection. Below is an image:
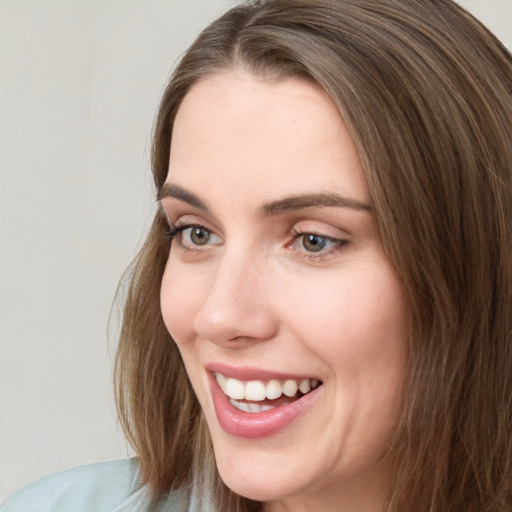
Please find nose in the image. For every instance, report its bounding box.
[193,249,278,347]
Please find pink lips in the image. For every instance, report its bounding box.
[207,364,322,439]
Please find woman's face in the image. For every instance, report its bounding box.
[160,71,408,511]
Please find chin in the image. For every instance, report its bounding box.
[209,433,317,503]
[215,455,296,502]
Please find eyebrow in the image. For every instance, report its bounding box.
[158,183,372,215]
[259,193,372,215]
[157,183,208,210]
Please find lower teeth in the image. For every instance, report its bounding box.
[229,399,276,413]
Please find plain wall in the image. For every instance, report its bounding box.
[1,0,511,501]
[0,0,234,500]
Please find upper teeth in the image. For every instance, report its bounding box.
[215,373,320,401]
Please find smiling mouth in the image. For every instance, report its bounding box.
[214,372,322,413]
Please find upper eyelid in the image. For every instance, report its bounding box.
[167,214,216,231]
[169,220,350,239]
[160,195,355,225]
[170,222,215,236]
[291,220,351,239]
[163,207,353,241]
[293,231,346,242]
[159,199,223,230]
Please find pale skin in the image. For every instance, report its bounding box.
[159,70,408,511]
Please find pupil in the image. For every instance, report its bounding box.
[303,234,326,252]
[191,228,210,245]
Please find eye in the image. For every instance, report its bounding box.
[301,234,329,252]
[289,230,348,260]
[168,223,221,249]
[183,226,212,246]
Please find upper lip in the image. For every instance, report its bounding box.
[205,361,322,382]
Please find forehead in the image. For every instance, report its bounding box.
[168,71,368,205]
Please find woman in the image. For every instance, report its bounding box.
[3,0,511,511]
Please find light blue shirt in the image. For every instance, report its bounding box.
[0,459,185,512]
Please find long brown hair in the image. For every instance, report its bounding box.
[114,1,512,510]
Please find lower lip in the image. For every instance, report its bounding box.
[209,373,322,439]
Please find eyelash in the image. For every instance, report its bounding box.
[165,222,349,261]
[165,222,213,251]
[289,229,349,261]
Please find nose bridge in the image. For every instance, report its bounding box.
[193,242,276,345]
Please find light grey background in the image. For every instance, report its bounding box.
[1,0,511,501]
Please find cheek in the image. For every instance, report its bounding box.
[278,262,408,410]
[160,262,210,401]
[282,265,407,347]
[160,260,201,346]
